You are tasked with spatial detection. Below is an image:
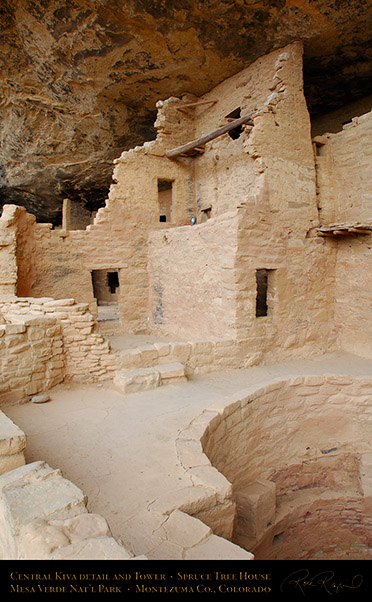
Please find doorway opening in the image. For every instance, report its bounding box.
[91,269,120,306]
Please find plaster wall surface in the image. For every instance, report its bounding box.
[148,211,239,339]
[194,42,316,223]
[316,111,372,358]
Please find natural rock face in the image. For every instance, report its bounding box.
[1,0,372,223]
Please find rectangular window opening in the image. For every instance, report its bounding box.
[255,269,274,317]
[158,179,173,223]
[225,107,243,139]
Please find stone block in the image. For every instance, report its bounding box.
[19,518,70,559]
[49,536,132,560]
[244,351,263,367]
[53,512,110,543]
[31,393,51,404]
[3,324,26,334]
[120,349,143,369]
[150,485,217,516]
[113,367,160,394]
[136,344,158,364]
[158,362,186,381]
[0,461,87,543]
[189,466,232,503]
[44,299,76,307]
[9,343,31,354]
[169,342,191,363]
[153,342,170,357]
[0,452,25,477]
[0,412,26,458]
[194,500,236,540]
[190,340,214,355]
[176,439,210,469]
[163,510,211,548]
[234,479,276,540]
[185,534,254,560]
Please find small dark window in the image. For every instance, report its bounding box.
[158,180,173,222]
[201,206,212,222]
[107,271,119,294]
[226,107,243,140]
[256,269,269,317]
[273,532,284,546]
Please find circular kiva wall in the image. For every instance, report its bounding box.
[200,375,372,560]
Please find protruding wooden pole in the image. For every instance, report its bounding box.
[62,198,71,231]
[166,113,254,159]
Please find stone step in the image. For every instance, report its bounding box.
[117,342,191,370]
[113,362,187,394]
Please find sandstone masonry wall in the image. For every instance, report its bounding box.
[148,211,239,339]
[0,296,119,389]
[316,110,372,358]
[146,43,336,356]
[317,111,372,224]
[199,376,372,559]
[0,315,64,405]
[0,205,19,295]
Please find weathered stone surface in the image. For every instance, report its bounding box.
[56,512,111,543]
[162,509,211,548]
[158,362,186,380]
[234,479,276,539]
[49,536,132,560]
[19,518,70,559]
[185,534,254,560]
[0,462,87,530]
[113,367,160,394]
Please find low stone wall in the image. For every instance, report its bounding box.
[0,314,64,405]
[119,337,262,375]
[196,375,372,560]
[0,460,140,560]
[0,296,120,387]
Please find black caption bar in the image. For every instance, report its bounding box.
[1,560,370,601]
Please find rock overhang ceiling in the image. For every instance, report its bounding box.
[1,0,372,224]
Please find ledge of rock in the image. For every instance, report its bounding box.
[1,0,372,224]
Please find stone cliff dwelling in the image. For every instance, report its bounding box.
[1,13,372,562]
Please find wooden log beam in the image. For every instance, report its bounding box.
[166,113,254,159]
[348,228,372,234]
[176,100,218,110]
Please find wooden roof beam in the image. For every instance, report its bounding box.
[165,113,254,159]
